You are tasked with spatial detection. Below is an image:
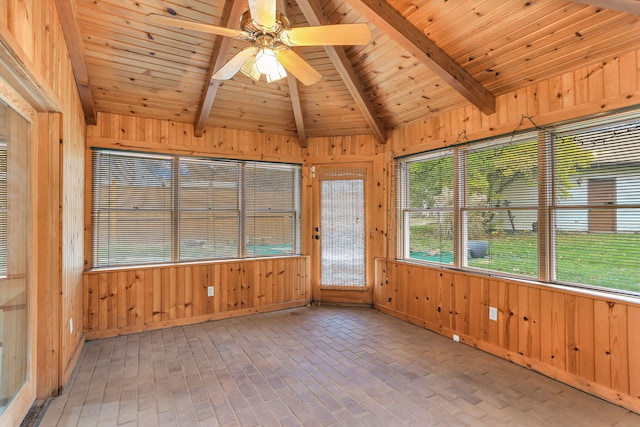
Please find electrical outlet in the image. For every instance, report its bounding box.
[489,306,498,321]
[70,318,73,334]
[207,286,215,297]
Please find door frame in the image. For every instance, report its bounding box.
[310,161,374,305]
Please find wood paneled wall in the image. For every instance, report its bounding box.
[1,0,87,422]
[84,257,310,339]
[378,48,640,414]
[87,112,303,163]
[386,48,640,158]
[375,260,640,413]
[84,114,312,339]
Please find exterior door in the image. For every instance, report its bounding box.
[312,163,372,305]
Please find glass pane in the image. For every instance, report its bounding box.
[0,100,30,416]
[179,213,240,260]
[407,155,454,209]
[93,152,174,267]
[465,209,538,277]
[406,211,454,264]
[94,211,172,265]
[555,208,640,292]
[466,136,538,208]
[245,164,300,257]
[321,179,365,287]
[178,159,240,261]
[553,116,640,294]
[246,213,295,256]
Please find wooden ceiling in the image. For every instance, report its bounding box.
[61,0,640,145]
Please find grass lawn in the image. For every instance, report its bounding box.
[410,225,640,293]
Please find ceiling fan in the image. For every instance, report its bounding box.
[148,0,371,86]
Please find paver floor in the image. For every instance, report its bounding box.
[39,305,640,426]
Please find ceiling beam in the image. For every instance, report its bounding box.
[287,74,308,148]
[281,0,307,147]
[194,0,246,137]
[296,0,386,144]
[570,1,640,14]
[345,0,496,115]
[54,0,97,125]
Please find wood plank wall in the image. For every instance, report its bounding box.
[0,0,87,418]
[84,257,311,339]
[84,114,312,338]
[378,48,640,414]
[86,112,303,163]
[374,260,640,413]
[386,48,640,159]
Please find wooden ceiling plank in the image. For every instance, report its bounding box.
[296,0,386,144]
[570,0,640,14]
[54,0,98,125]
[344,0,496,115]
[194,0,246,137]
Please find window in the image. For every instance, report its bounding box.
[551,117,640,291]
[0,144,6,275]
[462,134,539,277]
[0,99,30,416]
[398,150,454,265]
[92,149,301,268]
[397,110,640,296]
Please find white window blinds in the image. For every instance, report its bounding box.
[92,151,174,267]
[552,115,640,291]
[92,149,301,268]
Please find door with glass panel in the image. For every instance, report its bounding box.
[312,164,372,304]
[0,99,31,421]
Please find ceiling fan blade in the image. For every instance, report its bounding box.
[275,49,322,86]
[148,13,248,38]
[280,23,371,47]
[213,48,257,80]
[248,0,276,28]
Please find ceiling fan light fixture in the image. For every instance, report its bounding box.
[240,56,261,81]
[255,47,280,75]
[265,62,287,82]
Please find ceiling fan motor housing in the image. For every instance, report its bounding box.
[240,10,290,45]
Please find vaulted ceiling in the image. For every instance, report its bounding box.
[59,0,640,146]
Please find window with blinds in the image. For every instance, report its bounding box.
[92,151,173,267]
[551,116,640,291]
[92,149,301,268]
[462,133,539,277]
[245,163,301,257]
[397,110,640,296]
[179,158,240,260]
[398,150,455,265]
[0,144,6,274]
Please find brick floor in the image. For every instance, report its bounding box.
[39,306,640,426]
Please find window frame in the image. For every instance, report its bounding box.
[396,110,640,298]
[91,149,302,269]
